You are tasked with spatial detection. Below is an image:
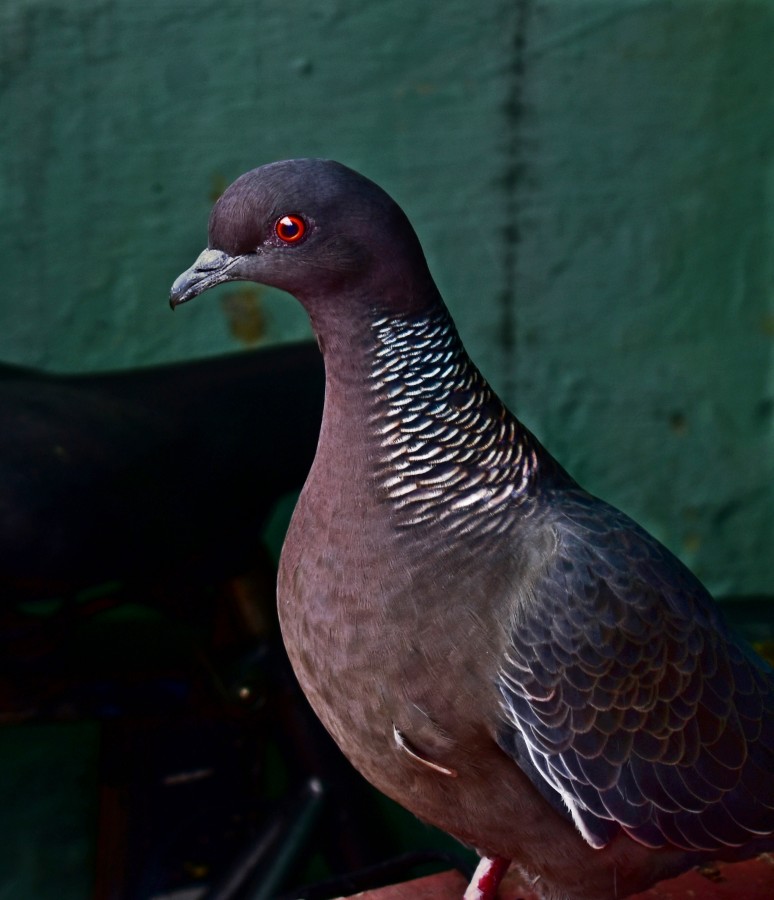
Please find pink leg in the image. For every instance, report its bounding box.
[463,855,511,900]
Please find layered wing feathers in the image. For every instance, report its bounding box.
[497,491,774,851]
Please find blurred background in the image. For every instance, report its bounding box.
[1,1,773,898]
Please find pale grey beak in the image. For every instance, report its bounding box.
[169,248,239,309]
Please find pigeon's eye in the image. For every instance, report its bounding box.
[275,215,306,244]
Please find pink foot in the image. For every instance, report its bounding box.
[463,856,511,900]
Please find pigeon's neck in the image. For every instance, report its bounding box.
[314,301,550,537]
[366,306,545,533]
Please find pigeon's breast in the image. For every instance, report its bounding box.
[276,308,543,764]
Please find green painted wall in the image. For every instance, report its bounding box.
[1,0,773,597]
[0,724,98,900]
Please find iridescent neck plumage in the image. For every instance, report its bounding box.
[367,307,542,535]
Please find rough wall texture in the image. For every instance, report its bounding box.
[1,0,773,597]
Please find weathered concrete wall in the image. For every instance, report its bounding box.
[1,0,773,596]
[509,3,774,597]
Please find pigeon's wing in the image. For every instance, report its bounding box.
[496,489,774,852]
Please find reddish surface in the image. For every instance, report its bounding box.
[632,855,774,899]
[337,854,774,899]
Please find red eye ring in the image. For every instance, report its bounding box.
[275,214,306,243]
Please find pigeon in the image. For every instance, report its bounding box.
[170,159,774,900]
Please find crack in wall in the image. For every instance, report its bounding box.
[499,0,533,404]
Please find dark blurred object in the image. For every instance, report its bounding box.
[0,342,324,601]
[721,595,774,656]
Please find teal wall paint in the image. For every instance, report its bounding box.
[511,3,774,596]
[1,0,773,599]
[0,723,99,900]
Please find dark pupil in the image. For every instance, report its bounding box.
[281,218,299,238]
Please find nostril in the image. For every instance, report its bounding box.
[195,249,231,271]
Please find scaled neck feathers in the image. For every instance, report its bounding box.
[364,306,563,536]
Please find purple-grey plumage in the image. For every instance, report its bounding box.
[170,159,774,900]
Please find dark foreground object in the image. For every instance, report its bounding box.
[0,342,324,601]
[333,855,774,899]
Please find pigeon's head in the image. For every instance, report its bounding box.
[170,159,438,322]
